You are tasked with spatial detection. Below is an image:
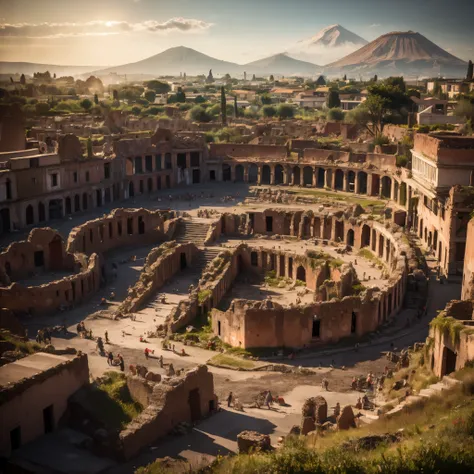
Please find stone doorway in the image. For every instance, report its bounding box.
[192,169,200,184]
[49,236,63,270]
[180,252,187,270]
[0,208,10,234]
[312,318,321,338]
[442,347,457,375]
[189,388,201,422]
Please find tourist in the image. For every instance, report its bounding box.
[265,391,273,409]
[144,347,151,359]
[105,331,109,344]
[107,351,114,365]
[97,337,104,354]
[159,355,164,368]
[227,391,233,407]
[118,354,124,371]
[334,402,341,417]
[322,378,329,391]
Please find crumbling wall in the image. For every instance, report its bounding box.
[118,242,198,315]
[66,208,169,255]
[0,228,74,282]
[462,219,474,301]
[0,253,101,315]
[0,353,89,458]
[119,365,216,460]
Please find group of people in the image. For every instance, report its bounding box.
[106,351,125,371]
[35,328,52,344]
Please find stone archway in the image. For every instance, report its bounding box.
[235,164,244,182]
[275,165,284,185]
[222,164,231,182]
[347,171,356,192]
[335,169,344,190]
[358,171,368,194]
[303,166,313,186]
[0,208,11,234]
[128,181,135,198]
[261,165,271,185]
[248,164,258,183]
[49,235,63,270]
[361,224,371,247]
[292,166,301,186]
[25,205,34,226]
[296,265,306,282]
[381,176,392,198]
[347,229,355,246]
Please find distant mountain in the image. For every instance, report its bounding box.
[301,24,367,48]
[0,62,101,77]
[288,24,367,65]
[325,31,467,77]
[94,46,240,76]
[243,53,320,76]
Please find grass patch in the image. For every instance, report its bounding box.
[88,372,142,431]
[291,187,385,210]
[1,330,41,355]
[357,248,385,267]
[264,270,292,287]
[208,354,256,370]
[430,312,468,345]
[198,289,213,305]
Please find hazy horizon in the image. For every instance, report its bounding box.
[0,0,473,67]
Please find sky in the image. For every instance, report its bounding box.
[0,0,473,66]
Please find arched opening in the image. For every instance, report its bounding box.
[351,312,357,334]
[74,195,80,213]
[96,189,103,207]
[371,229,377,251]
[378,235,384,258]
[165,175,171,188]
[192,169,200,184]
[156,176,161,190]
[296,265,306,283]
[381,176,392,198]
[82,193,88,210]
[128,181,135,198]
[274,165,284,185]
[48,199,63,220]
[317,168,325,188]
[49,235,63,270]
[248,164,258,183]
[138,216,145,234]
[433,229,438,252]
[65,197,72,215]
[139,180,144,194]
[134,156,143,174]
[347,171,356,192]
[288,257,293,278]
[38,202,46,222]
[235,165,244,182]
[399,182,407,206]
[335,220,344,242]
[393,181,399,202]
[147,177,153,192]
[251,251,258,266]
[312,317,321,338]
[25,205,34,226]
[222,164,231,181]
[335,169,344,190]
[442,347,457,375]
[104,188,111,203]
[419,218,424,238]
[347,229,355,246]
[361,224,371,247]
[292,166,300,186]
[279,255,285,277]
[303,166,313,186]
[261,165,271,185]
[358,171,368,194]
[0,208,11,234]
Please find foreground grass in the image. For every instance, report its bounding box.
[137,369,474,473]
[208,353,256,370]
[0,329,41,355]
[87,372,142,431]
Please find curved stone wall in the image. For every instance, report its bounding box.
[208,209,417,349]
[66,208,173,256]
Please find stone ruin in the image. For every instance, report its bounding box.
[237,430,272,453]
[300,396,328,435]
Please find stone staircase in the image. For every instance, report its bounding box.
[384,375,462,418]
[174,219,210,247]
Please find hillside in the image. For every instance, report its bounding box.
[243,53,320,76]
[0,62,100,77]
[94,46,241,77]
[325,31,467,77]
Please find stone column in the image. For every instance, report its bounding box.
[230,165,235,182]
[367,174,373,196]
[330,219,337,241]
[186,153,191,169]
[312,167,317,187]
[283,166,289,185]
[331,170,336,190]
[324,169,330,188]
[257,166,262,185]
[390,181,396,201]
[270,165,275,185]
[244,164,249,183]
[354,172,360,194]
[343,171,349,192]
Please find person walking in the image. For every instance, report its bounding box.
[107,351,114,366]
[118,354,124,372]
[265,391,273,410]
[227,391,233,408]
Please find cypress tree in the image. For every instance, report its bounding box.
[467,60,473,81]
[234,95,238,118]
[221,86,227,125]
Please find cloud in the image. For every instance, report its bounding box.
[369,24,381,28]
[0,18,213,38]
